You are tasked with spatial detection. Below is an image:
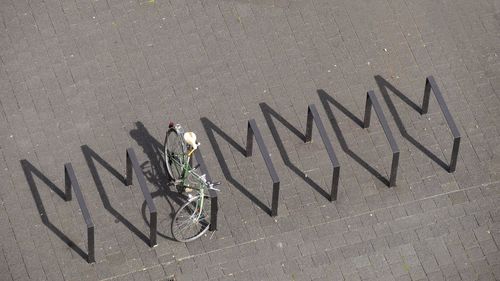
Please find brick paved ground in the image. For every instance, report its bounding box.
[1,0,500,280]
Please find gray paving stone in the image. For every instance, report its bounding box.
[1,0,500,280]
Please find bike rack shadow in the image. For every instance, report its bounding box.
[246,119,280,216]
[126,148,157,247]
[64,163,95,262]
[81,145,150,245]
[130,122,190,240]
[192,147,219,229]
[318,90,399,186]
[374,75,456,171]
[20,160,88,261]
[129,122,186,206]
[259,103,334,199]
[201,117,272,215]
[129,122,170,193]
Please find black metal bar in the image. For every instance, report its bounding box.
[126,148,157,247]
[331,166,340,201]
[363,96,372,128]
[422,76,461,172]
[305,104,341,201]
[450,137,460,172]
[126,151,133,186]
[305,108,314,143]
[246,122,254,157]
[363,91,400,187]
[87,226,94,263]
[422,79,432,114]
[246,119,281,216]
[193,148,218,230]
[150,212,157,246]
[390,152,400,187]
[64,168,72,201]
[64,163,95,263]
[271,182,280,217]
[210,196,218,231]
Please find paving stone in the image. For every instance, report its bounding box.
[427,271,445,281]
[1,0,500,280]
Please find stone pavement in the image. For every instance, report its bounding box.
[1,0,500,280]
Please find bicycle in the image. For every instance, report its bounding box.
[164,122,220,242]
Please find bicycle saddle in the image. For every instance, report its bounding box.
[184,132,199,150]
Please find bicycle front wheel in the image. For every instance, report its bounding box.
[171,195,211,242]
[164,128,186,181]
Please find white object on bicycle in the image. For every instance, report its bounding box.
[184,132,199,150]
[209,186,220,192]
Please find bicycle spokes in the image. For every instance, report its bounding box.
[171,196,211,242]
[165,124,218,242]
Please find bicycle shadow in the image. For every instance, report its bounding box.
[317,90,390,186]
[259,103,331,199]
[129,121,186,240]
[374,75,448,170]
[129,122,169,191]
[20,160,88,260]
[201,117,272,214]
[81,145,151,245]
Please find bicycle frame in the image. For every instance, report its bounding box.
[169,144,207,191]
[180,150,193,186]
[167,124,217,242]
[170,151,207,219]
[180,149,197,186]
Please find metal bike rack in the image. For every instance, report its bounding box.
[246,119,280,216]
[126,148,157,247]
[193,148,219,230]
[305,105,341,201]
[422,76,461,172]
[363,91,400,187]
[64,163,95,263]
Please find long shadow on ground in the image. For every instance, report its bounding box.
[129,122,185,240]
[20,160,88,260]
[374,75,448,170]
[317,90,390,186]
[81,145,151,244]
[259,103,331,199]
[201,117,271,214]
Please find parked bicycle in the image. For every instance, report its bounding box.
[164,122,220,242]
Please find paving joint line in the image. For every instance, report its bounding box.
[99,179,499,281]
[176,180,499,261]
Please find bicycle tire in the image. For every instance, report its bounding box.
[171,195,211,242]
[164,128,186,181]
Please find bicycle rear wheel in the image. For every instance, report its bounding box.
[171,195,211,242]
[164,128,186,181]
